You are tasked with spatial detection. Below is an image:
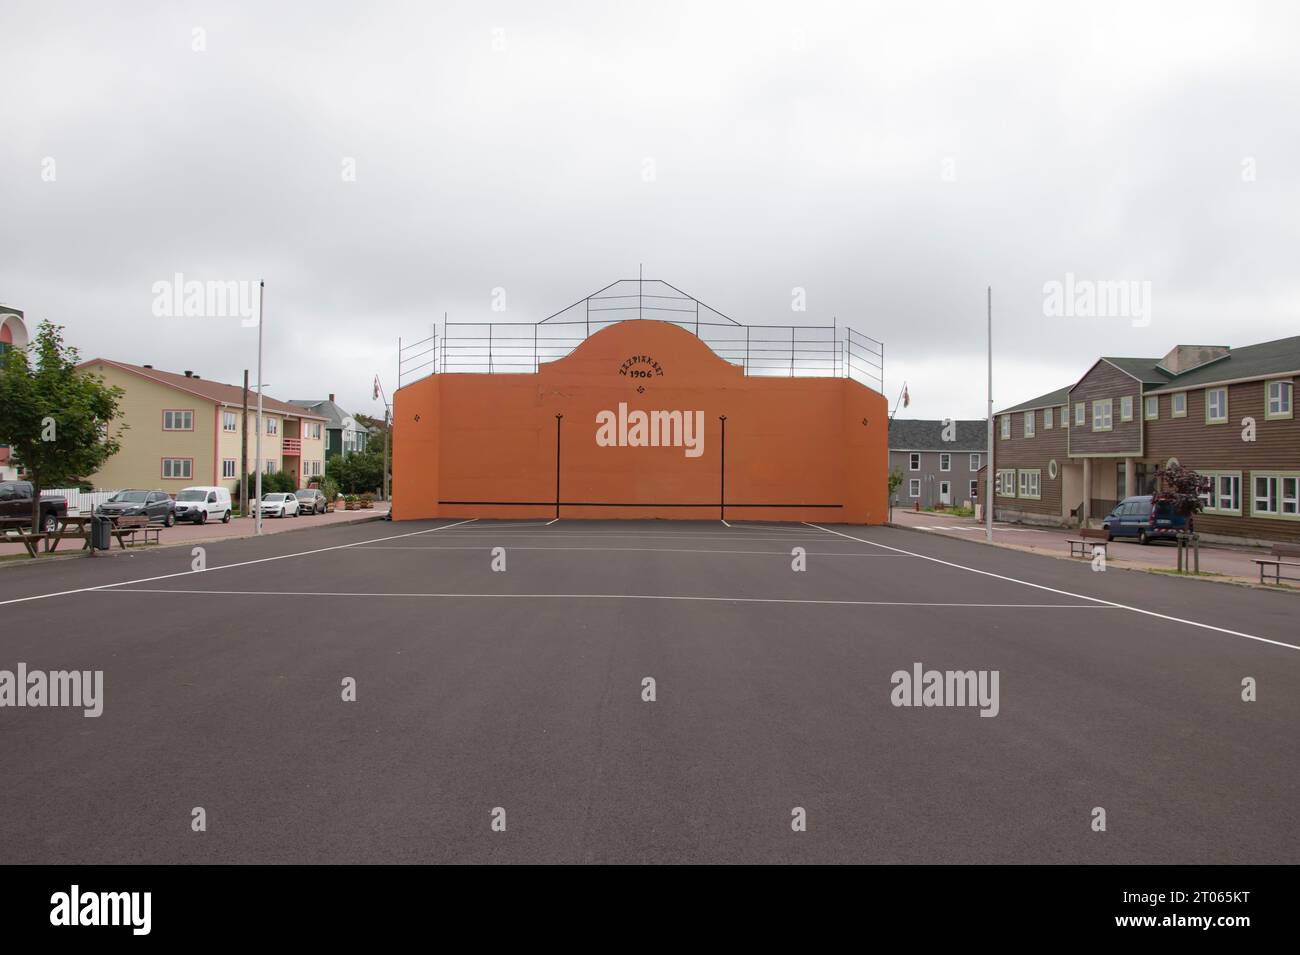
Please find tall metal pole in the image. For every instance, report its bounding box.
[255,281,264,536]
[986,286,993,544]
[240,370,249,518]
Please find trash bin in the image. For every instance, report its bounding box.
[91,515,112,551]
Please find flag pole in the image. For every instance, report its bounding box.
[890,381,908,419]
[986,286,994,544]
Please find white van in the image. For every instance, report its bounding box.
[174,486,233,524]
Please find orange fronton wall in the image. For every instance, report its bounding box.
[393,320,887,523]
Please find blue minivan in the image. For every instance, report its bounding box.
[1102,495,1193,544]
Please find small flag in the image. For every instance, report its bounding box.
[902,385,910,408]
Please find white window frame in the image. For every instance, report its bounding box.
[1144,395,1159,420]
[1043,408,1052,430]
[221,458,237,479]
[1266,379,1293,420]
[1017,469,1041,500]
[969,480,978,500]
[264,459,277,475]
[266,417,279,436]
[909,453,920,471]
[1171,392,1187,418]
[969,453,981,472]
[1251,472,1300,520]
[1074,402,1085,426]
[162,458,192,480]
[1092,398,1113,431]
[223,411,237,432]
[1198,470,1241,516]
[996,469,1016,498]
[908,478,921,498]
[1023,413,1035,438]
[1000,415,1010,439]
[163,409,193,431]
[1205,387,1228,424]
[940,453,951,472]
[1060,406,1068,428]
[1120,395,1133,422]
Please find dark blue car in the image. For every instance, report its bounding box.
[1102,495,1193,544]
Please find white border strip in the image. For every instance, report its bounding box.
[804,523,1300,653]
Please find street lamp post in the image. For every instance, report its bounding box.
[255,281,264,536]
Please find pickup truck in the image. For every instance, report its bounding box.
[0,481,69,533]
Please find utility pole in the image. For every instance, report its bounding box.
[240,370,249,518]
[255,281,264,536]
[986,286,994,544]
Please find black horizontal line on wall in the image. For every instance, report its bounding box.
[438,501,843,508]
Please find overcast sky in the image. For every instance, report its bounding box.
[2,1,1298,419]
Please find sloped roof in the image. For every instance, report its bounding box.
[888,418,987,451]
[81,359,326,419]
[1146,335,1300,391]
[1101,357,1172,386]
[289,398,349,429]
[998,386,1071,415]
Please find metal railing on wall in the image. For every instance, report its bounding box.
[398,279,884,393]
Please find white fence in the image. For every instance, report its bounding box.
[44,488,117,515]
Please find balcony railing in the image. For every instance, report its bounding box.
[282,437,301,456]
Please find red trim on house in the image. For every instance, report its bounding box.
[161,408,196,431]
[213,401,220,484]
[161,457,195,480]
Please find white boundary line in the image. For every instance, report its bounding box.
[97,589,1117,609]
[0,518,479,609]
[354,545,906,557]
[804,522,1300,653]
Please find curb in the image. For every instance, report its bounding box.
[890,521,1300,596]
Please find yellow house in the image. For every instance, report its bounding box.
[79,359,328,493]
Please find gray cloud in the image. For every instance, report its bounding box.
[2,0,1297,418]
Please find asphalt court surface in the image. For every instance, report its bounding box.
[1,518,1296,863]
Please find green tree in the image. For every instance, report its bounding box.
[326,443,384,494]
[0,321,125,530]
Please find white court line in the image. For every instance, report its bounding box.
[805,523,1300,653]
[355,545,906,557]
[443,521,556,529]
[0,518,479,609]
[720,519,732,527]
[98,589,1117,609]
[546,519,559,526]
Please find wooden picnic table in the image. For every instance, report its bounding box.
[46,514,93,553]
[0,516,45,557]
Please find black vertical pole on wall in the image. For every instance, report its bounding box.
[555,414,563,519]
[719,415,727,522]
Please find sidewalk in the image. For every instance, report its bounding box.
[890,506,1287,589]
[0,503,390,562]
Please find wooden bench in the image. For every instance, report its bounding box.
[1253,542,1300,585]
[110,515,161,548]
[1066,527,1109,558]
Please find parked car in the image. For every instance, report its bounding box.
[1102,495,1193,544]
[295,488,327,514]
[259,492,299,518]
[96,489,176,526]
[174,486,233,524]
[0,481,68,533]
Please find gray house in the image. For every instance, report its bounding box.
[288,395,369,461]
[888,419,988,509]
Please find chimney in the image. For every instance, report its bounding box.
[1159,345,1229,375]
[329,393,335,402]
[184,370,193,377]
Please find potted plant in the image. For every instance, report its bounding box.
[360,492,375,510]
